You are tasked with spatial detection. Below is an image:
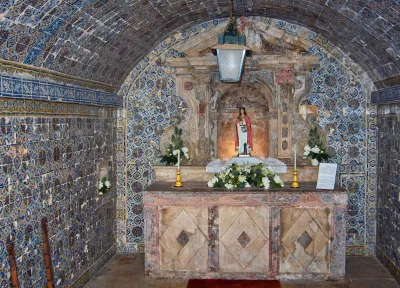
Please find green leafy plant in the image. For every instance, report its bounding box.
[303,126,329,162]
[160,127,189,166]
[308,126,323,148]
[208,163,284,189]
[98,177,111,195]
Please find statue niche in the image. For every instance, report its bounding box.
[216,84,272,159]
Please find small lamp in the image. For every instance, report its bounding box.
[213,13,250,82]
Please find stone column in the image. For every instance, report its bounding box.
[277,84,294,158]
[275,67,295,159]
[268,112,278,157]
[194,73,212,163]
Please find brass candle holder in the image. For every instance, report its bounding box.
[291,169,300,188]
[174,169,183,187]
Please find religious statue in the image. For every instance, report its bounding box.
[235,106,253,156]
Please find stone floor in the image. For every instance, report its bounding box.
[83,254,400,288]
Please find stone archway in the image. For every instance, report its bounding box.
[216,84,273,159]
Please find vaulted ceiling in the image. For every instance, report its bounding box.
[0,0,399,88]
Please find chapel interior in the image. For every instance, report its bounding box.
[0,0,400,287]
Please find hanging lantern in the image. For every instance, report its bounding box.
[213,16,250,82]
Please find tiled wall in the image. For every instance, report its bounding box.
[0,77,118,287]
[303,44,377,256]
[117,17,377,256]
[376,100,400,284]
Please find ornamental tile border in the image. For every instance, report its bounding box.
[0,98,115,116]
[0,59,117,92]
[346,246,365,256]
[366,105,377,255]
[0,74,121,107]
[371,85,400,105]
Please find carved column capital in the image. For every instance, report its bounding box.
[193,73,211,85]
[275,67,294,85]
[194,73,211,102]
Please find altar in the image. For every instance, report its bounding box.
[144,182,347,280]
[144,20,347,281]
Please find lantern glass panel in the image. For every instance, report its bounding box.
[217,49,246,82]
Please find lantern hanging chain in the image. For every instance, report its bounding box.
[230,0,233,18]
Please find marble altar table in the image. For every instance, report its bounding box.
[144,182,347,281]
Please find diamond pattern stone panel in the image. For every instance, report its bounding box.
[298,231,313,249]
[159,207,208,271]
[177,231,191,248]
[219,207,269,273]
[280,208,331,274]
[237,231,251,249]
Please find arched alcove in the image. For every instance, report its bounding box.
[216,84,273,159]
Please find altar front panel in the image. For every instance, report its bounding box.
[219,206,270,273]
[159,207,208,271]
[144,183,347,281]
[280,207,331,275]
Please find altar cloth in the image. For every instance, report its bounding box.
[206,156,287,174]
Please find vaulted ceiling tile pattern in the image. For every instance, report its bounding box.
[0,0,399,87]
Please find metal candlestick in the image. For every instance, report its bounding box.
[291,169,300,188]
[174,169,183,187]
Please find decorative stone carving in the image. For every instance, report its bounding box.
[165,33,318,163]
[184,81,194,91]
[159,207,208,271]
[277,85,293,158]
[276,67,294,84]
[280,207,331,274]
[248,71,274,87]
[237,231,251,248]
[219,207,269,273]
[144,184,347,279]
[217,84,269,112]
[177,231,191,248]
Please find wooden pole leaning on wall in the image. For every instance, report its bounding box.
[41,217,55,288]
[7,241,19,288]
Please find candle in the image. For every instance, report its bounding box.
[294,144,297,170]
[177,149,180,170]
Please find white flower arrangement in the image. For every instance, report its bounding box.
[208,163,284,189]
[160,127,190,166]
[303,126,330,162]
[98,177,111,195]
[303,144,329,162]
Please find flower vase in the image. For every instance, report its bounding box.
[311,158,319,166]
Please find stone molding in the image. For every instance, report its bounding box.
[0,59,116,92]
[0,98,116,117]
[0,73,121,107]
[371,85,400,105]
[167,54,319,74]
